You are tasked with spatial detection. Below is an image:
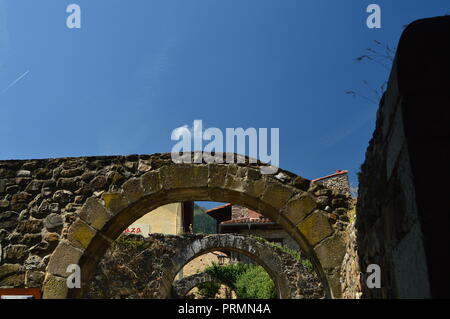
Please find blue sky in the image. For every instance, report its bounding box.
[1,0,449,195]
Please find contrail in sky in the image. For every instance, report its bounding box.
[0,70,29,95]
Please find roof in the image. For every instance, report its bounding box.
[312,170,349,182]
[204,203,232,223]
[204,203,232,214]
[220,217,274,225]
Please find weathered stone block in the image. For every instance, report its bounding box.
[244,179,266,199]
[316,196,330,208]
[52,190,74,206]
[60,168,84,178]
[0,211,19,230]
[16,219,43,234]
[261,183,296,209]
[90,175,107,190]
[161,164,208,189]
[43,274,69,299]
[331,198,348,209]
[43,232,60,244]
[122,178,143,203]
[0,273,25,287]
[24,180,44,194]
[4,245,29,263]
[24,255,43,270]
[35,168,52,179]
[107,171,125,186]
[208,164,227,188]
[298,211,333,246]
[44,213,64,230]
[25,270,45,288]
[19,233,42,246]
[293,176,310,191]
[11,192,32,211]
[141,171,161,195]
[283,193,316,225]
[56,177,80,192]
[17,170,31,177]
[79,197,111,230]
[0,263,22,279]
[102,192,129,216]
[47,242,83,277]
[67,219,97,250]
[314,233,346,269]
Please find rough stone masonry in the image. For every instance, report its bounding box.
[0,153,352,298]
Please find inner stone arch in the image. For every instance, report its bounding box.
[174,272,238,299]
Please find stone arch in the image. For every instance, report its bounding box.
[155,233,320,299]
[42,153,349,298]
[173,272,236,299]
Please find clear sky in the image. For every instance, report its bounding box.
[1,0,449,192]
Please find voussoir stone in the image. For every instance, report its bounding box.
[79,197,111,230]
[43,274,69,299]
[102,192,129,215]
[298,211,333,246]
[283,193,317,226]
[261,183,296,209]
[47,242,83,277]
[122,178,143,203]
[141,171,161,195]
[207,164,227,188]
[67,219,97,250]
[314,233,346,270]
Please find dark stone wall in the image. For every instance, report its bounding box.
[354,16,450,298]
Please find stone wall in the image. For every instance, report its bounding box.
[0,152,351,298]
[0,155,154,290]
[313,171,351,197]
[86,233,324,299]
[239,229,300,251]
[339,201,362,299]
[345,16,450,298]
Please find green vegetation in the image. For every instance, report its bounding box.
[199,263,276,299]
[249,235,314,272]
[115,235,146,250]
[196,282,221,299]
[234,265,276,299]
[193,203,217,234]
